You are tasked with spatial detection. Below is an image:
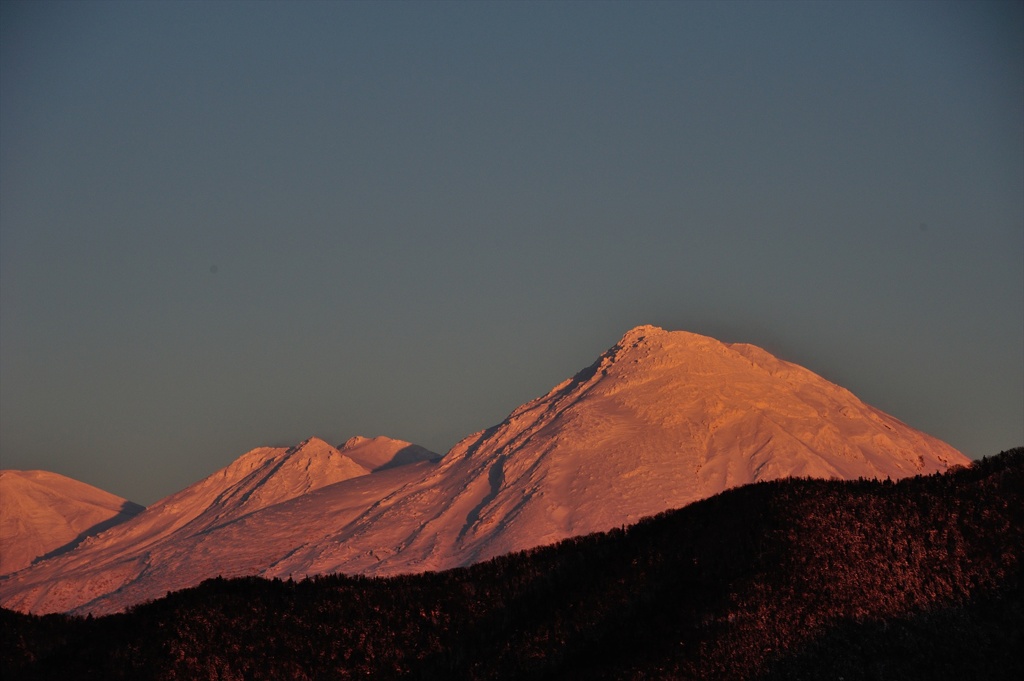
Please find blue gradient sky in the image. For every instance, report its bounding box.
[2,1,1021,505]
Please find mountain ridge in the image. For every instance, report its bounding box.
[0,435,433,614]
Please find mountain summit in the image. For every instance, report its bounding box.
[0,327,968,614]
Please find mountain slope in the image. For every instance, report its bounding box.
[0,471,143,575]
[276,326,967,577]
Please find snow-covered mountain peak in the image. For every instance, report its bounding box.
[224,438,369,514]
[595,326,731,378]
[209,437,366,497]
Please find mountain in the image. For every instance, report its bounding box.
[0,471,143,576]
[270,325,967,578]
[0,326,969,615]
[0,437,428,614]
[5,450,1019,681]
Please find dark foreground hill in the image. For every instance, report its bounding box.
[3,449,1021,680]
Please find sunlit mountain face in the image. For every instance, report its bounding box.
[0,327,968,616]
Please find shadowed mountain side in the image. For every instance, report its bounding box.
[31,501,146,565]
[0,471,144,576]
[3,450,1019,680]
[339,436,440,472]
[375,446,443,471]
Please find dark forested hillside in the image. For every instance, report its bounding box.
[3,449,1022,680]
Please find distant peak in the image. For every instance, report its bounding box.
[338,435,438,471]
[340,435,420,451]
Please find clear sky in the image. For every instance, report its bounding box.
[2,1,1021,505]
